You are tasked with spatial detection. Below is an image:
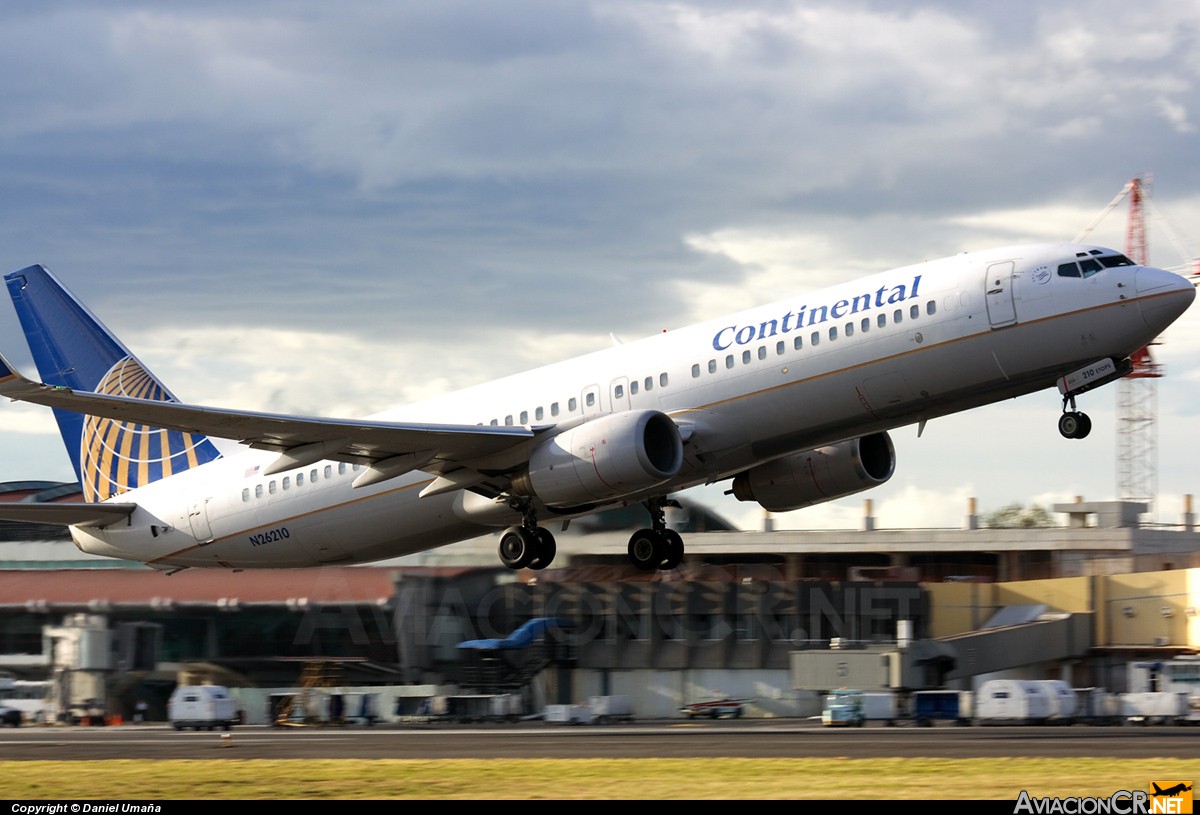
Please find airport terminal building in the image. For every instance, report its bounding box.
[1,481,1199,723]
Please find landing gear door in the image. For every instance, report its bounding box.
[985,261,1017,328]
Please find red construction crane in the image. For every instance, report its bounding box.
[1117,177,1161,508]
[1127,177,1148,265]
[1074,176,1180,510]
[1124,178,1164,381]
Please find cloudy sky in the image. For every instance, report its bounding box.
[1,1,1198,533]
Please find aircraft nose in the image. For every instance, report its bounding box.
[1136,267,1195,330]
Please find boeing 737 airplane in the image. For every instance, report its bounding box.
[0,243,1193,573]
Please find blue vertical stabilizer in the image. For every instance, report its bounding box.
[4,265,221,500]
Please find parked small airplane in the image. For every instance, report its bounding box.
[0,243,1193,572]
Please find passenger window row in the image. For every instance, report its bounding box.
[487,371,672,428]
[486,297,940,427]
[241,461,361,502]
[691,299,938,379]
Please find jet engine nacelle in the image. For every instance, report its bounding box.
[512,409,684,508]
[730,431,896,513]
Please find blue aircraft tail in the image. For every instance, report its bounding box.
[4,265,222,501]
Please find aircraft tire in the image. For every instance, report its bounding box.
[661,530,684,570]
[628,529,664,571]
[499,527,537,569]
[1058,412,1082,439]
[528,528,557,571]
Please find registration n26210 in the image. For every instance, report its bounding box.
[249,527,291,547]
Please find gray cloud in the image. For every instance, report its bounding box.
[0,1,1197,525]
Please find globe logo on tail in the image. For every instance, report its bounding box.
[79,357,220,501]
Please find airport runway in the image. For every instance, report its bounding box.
[0,720,1197,761]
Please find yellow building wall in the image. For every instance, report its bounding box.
[923,582,995,639]
[993,575,1092,613]
[1100,570,1192,647]
[925,568,1200,648]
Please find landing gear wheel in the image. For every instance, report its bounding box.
[527,527,557,571]
[1058,411,1092,439]
[661,529,684,570]
[499,526,537,569]
[628,529,664,571]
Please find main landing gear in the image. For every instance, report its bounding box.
[499,504,556,571]
[627,498,685,572]
[1058,395,1092,440]
[496,497,687,573]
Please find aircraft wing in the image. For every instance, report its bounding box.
[0,353,538,486]
[0,502,136,528]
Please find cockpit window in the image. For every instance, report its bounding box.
[1082,249,1136,267]
[1059,256,1113,279]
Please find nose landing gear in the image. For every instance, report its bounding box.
[1058,395,1092,439]
[1055,357,1132,440]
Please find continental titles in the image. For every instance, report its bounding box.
[711,274,923,351]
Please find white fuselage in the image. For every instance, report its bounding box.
[70,243,1194,568]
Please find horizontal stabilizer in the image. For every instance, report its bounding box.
[0,501,136,528]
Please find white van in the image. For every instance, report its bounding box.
[975,680,1053,725]
[168,685,238,731]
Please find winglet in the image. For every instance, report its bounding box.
[0,349,18,385]
[0,351,42,397]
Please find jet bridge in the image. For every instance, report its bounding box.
[939,605,1094,682]
[791,605,1094,691]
